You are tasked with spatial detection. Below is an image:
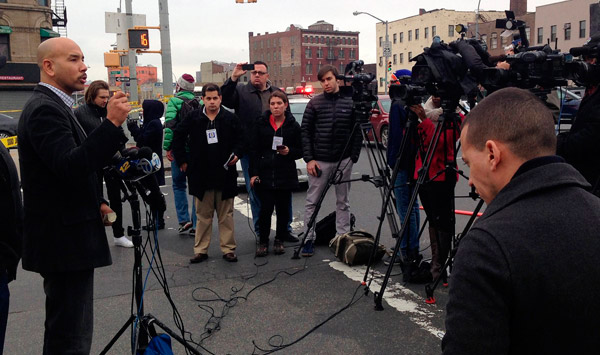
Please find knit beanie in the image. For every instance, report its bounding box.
[142,100,165,122]
[177,74,195,92]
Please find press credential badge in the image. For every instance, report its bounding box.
[206,129,218,144]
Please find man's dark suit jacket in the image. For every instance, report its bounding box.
[17,84,127,273]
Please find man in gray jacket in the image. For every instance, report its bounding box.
[443,87,600,354]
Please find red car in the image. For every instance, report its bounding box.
[366,95,391,148]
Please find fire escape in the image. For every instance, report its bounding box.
[52,0,68,38]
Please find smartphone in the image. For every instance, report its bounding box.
[241,63,255,71]
[276,145,286,150]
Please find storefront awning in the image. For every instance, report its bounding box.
[0,26,12,34]
[40,28,60,38]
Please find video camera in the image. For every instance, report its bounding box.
[336,60,378,121]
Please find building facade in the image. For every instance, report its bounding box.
[375,8,506,92]
[534,0,596,52]
[0,0,65,117]
[249,21,359,89]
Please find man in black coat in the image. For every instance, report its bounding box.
[75,80,133,248]
[0,142,22,354]
[443,87,600,354]
[172,84,243,263]
[557,34,600,194]
[221,61,298,243]
[300,65,362,257]
[17,37,130,353]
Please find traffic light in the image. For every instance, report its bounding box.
[387,61,392,72]
[128,29,149,49]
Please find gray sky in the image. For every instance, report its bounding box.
[66,0,559,82]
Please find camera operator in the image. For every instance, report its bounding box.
[18,38,129,353]
[557,35,600,194]
[443,87,600,354]
[385,70,421,278]
[409,94,461,283]
[300,65,362,257]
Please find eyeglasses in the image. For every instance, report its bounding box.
[251,71,268,76]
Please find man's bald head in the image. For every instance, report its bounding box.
[37,37,87,95]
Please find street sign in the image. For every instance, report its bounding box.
[110,70,121,75]
[383,47,391,57]
[116,77,130,82]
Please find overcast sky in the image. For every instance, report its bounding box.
[65,0,559,81]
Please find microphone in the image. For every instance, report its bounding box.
[113,146,157,181]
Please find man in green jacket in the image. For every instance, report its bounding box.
[164,74,199,234]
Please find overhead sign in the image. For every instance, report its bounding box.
[104,12,146,34]
[128,29,149,49]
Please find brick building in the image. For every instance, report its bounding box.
[249,21,359,89]
[0,0,66,117]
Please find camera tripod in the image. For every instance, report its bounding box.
[366,98,477,309]
[100,173,200,355]
[293,98,401,260]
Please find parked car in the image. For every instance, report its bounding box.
[546,86,583,123]
[365,95,391,149]
[0,113,18,140]
[236,94,309,189]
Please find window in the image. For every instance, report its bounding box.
[448,25,454,37]
[491,32,498,49]
[1,33,11,60]
[349,49,356,59]
[550,25,557,42]
[537,27,543,44]
[310,36,314,43]
[398,32,403,43]
[408,30,412,41]
[415,29,419,40]
[399,53,404,64]
[305,48,312,59]
[481,34,488,46]
[408,51,412,60]
[317,48,323,59]
[291,64,294,75]
[260,40,263,49]
[338,49,344,59]
[393,54,397,65]
[379,36,383,47]
[501,35,507,46]
[291,36,295,45]
[565,23,571,40]
[326,37,330,45]
[266,39,270,48]
[306,63,312,74]
[379,56,383,66]
[352,38,356,45]
[340,62,345,74]
[380,78,385,87]
[393,33,397,44]
[38,0,49,5]
[327,48,335,60]
[291,48,294,59]
[580,20,586,38]
[525,27,531,43]
[304,36,308,43]
[432,26,437,37]
[425,27,429,39]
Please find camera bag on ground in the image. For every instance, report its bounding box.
[329,230,385,266]
[314,211,356,246]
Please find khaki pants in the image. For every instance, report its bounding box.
[194,190,236,255]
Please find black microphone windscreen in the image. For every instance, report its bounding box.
[137,146,153,160]
[121,147,139,159]
[570,47,588,57]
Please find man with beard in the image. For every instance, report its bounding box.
[75,80,133,248]
[18,37,130,353]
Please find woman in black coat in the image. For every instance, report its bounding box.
[250,91,302,256]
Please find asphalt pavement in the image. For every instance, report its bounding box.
[4,146,482,354]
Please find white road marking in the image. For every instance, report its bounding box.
[329,262,445,339]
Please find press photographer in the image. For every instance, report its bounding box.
[556,34,600,194]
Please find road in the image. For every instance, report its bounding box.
[4,146,481,354]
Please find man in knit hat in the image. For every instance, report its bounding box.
[164,74,200,234]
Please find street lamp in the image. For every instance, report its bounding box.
[354,11,389,94]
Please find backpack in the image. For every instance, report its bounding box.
[329,231,386,266]
[314,211,356,246]
[165,96,199,130]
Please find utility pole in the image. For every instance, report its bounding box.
[125,0,138,103]
[158,0,173,96]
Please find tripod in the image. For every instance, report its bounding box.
[293,99,399,259]
[100,174,200,355]
[370,98,472,310]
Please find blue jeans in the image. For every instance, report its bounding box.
[242,156,294,235]
[171,158,196,227]
[0,272,8,355]
[394,170,421,257]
